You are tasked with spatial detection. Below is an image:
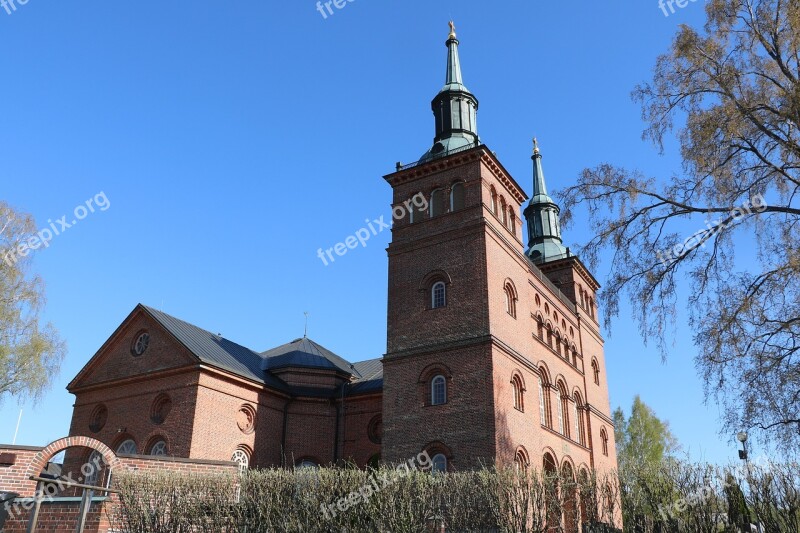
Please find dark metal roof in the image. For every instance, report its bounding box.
[141,305,290,392]
[348,358,383,395]
[260,337,356,375]
[140,305,382,396]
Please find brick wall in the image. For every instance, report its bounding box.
[0,442,237,533]
[381,146,621,528]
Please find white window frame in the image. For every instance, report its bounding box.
[232,449,250,476]
[539,376,546,426]
[432,282,446,309]
[431,375,447,405]
[450,183,465,211]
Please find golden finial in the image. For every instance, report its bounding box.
[448,21,457,40]
[533,137,540,155]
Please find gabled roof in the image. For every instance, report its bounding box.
[260,337,357,376]
[144,305,384,395]
[72,303,383,398]
[141,305,289,392]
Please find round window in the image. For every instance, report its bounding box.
[89,404,108,433]
[131,331,150,356]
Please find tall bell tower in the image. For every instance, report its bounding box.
[382,23,618,492]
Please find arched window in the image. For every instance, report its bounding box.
[450,182,465,211]
[500,197,508,226]
[116,439,137,455]
[431,375,447,405]
[84,451,105,487]
[578,469,590,522]
[600,428,609,456]
[562,463,579,533]
[543,453,560,527]
[546,324,553,348]
[579,287,586,309]
[432,453,448,473]
[511,374,524,411]
[490,186,498,214]
[150,440,168,456]
[555,332,562,356]
[430,189,444,217]
[573,393,585,445]
[231,448,250,475]
[508,206,516,232]
[591,359,600,385]
[409,192,425,223]
[432,281,447,309]
[536,315,544,340]
[504,282,517,318]
[538,372,551,428]
[557,382,569,437]
[514,447,529,470]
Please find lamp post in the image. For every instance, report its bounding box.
[736,431,749,465]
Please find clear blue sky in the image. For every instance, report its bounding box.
[0,0,747,464]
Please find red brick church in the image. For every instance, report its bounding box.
[65,24,618,483]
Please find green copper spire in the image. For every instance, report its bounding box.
[419,22,480,163]
[443,21,465,91]
[524,139,568,263]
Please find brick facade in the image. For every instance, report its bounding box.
[1,27,620,532]
[382,145,620,517]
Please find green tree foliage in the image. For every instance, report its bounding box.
[614,396,678,469]
[614,397,681,530]
[558,0,800,447]
[0,201,65,404]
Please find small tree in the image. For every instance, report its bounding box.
[0,202,65,404]
[614,396,679,530]
[724,472,750,532]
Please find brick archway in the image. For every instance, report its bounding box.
[20,436,121,496]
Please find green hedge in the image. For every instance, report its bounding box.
[110,466,619,532]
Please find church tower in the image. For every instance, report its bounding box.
[382,23,618,492]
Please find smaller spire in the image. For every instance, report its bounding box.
[530,137,550,203]
[444,22,464,89]
[523,137,568,263]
